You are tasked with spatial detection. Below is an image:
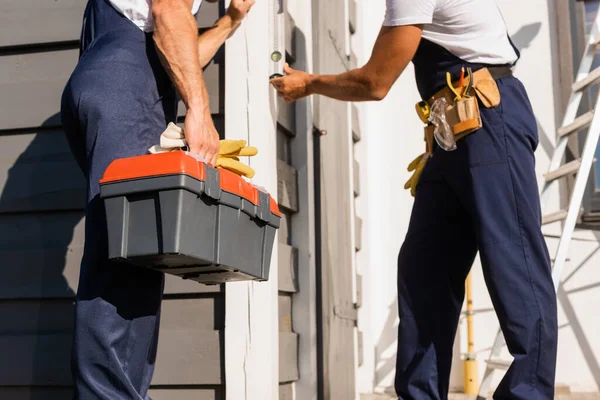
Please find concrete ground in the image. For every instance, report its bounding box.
[361,393,600,400]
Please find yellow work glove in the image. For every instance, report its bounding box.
[404,153,431,197]
[215,140,258,178]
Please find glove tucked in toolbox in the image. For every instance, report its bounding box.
[99,150,281,285]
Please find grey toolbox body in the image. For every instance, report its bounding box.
[99,151,281,285]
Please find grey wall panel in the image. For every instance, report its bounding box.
[0,247,82,299]
[197,1,220,28]
[164,276,223,294]
[279,383,294,400]
[0,386,223,399]
[153,330,222,385]
[277,160,298,213]
[0,0,85,48]
[0,48,77,130]
[278,243,298,293]
[161,297,224,331]
[0,298,219,335]
[177,61,222,116]
[0,387,74,400]
[0,0,220,49]
[150,388,223,400]
[278,294,293,332]
[0,330,221,385]
[279,332,299,383]
[0,50,220,131]
[0,130,85,213]
[0,212,84,299]
[0,299,74,334]
[0,213,220,299]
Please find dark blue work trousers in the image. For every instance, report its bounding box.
[395,40,558,400]
[60,0,178,398]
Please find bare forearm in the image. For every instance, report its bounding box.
[307,68,385,102]
[153,2,209,111]
[198,15,241,68]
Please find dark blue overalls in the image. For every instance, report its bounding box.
[60,0,178,398]
[394,39,558,399]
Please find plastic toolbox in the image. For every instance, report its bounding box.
[99,151,281,285]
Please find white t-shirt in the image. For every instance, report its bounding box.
[383,0,518,65]
[109,0,204,32]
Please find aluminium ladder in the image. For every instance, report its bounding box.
[476,9,600,400]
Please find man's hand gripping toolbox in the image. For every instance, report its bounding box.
[98,149,281,285]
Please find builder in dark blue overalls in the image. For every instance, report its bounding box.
[271,0,558,398]
[61,0,254,398]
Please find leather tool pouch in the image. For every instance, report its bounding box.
[445,96,482,137]
[473,69,501,108]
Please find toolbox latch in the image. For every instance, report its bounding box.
[204,165,221,200]
[256,189,271,223]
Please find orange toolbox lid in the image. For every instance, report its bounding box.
[100,151,281,217]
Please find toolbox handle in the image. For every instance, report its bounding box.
[204,164,221,200]
[256,189,271,223]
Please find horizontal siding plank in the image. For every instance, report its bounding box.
[0,387,223,399]
[352,104,361,142]
[0,130,85,213]
[196,1,221,28]
[278,243,298,293]
[150,388,223,400]
[0,0,219,49]
[0,387,73,400]
[164,276,223,294]
[153,330,222,385]
[0,299,74,334]
[355,274,363,309]
[0,0,85,48]
[0,330,221,385]
[277,160,298,213]
[279,383,294,400]
[349,0,357,34]
[177,61,222,116]
[0,212,84,299]
[353,159,360,197]
[357,330,364,366]
[279,332,299,383]
[278,212,291,244]
[161,297,224,331]
[355,216,362,252]
[0,297,221,334]
[279,294,293,332]
[0,211,222,298]
[278,98,296,134]
[285,12,297,63]
[0,50,220,131]
[0,48,78,130]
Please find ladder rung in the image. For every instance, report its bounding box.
[558,111,595,138]
[594,36,600,47]
[542,210,568,225]
[573,66,600,93]
[544,159,581,183]
[486,359,511,370]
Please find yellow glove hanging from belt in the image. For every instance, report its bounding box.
[148,123,258,178]
[404,152,431,197]
[404,125,434,197]
[216,140,258,178]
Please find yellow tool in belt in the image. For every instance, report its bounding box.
[446,67,473,100]
[415,101,431,124]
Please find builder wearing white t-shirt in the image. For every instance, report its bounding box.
[272,0,557,399]
[60,0,254,397]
